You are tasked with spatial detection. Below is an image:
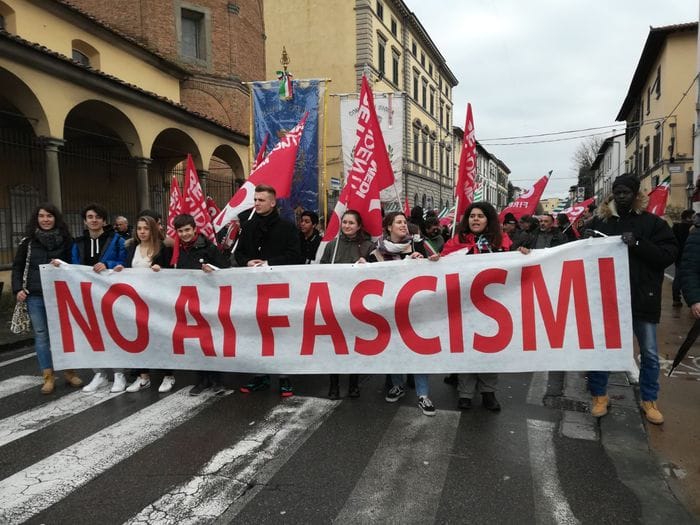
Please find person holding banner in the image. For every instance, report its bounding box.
[72,203,128,394]
[113,216,175,393]
[369,211,440,416]
[320,210,374,400]
[12,204,83,394]
[299,210,322,264]
[442,202,517,411]
[235,185,302,397]
[586,175,677,424]
[171,213,231,396]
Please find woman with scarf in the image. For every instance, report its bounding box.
[114,215,175,393]
[12,204,83,394]
[442,201,521,411]
[369,211,440,416]
[320,210,374,399]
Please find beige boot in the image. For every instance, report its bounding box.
[590,395,609,417]
[64,370,84,388]
[641,401,664,425]
[41,369,55,395]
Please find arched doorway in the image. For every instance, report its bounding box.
[206,144,245,209]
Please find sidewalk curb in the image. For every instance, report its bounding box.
[562,371,696,524]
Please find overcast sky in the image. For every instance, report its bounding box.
[405,0,698,198]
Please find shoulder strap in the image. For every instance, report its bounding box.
[22,241,32,290]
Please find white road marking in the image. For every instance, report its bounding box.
[527,419,580,525]
[0,375,41,398]
[0,389,122,448]
[0,388,227,525]
[333,406,460,524]
[0,353,36,368]
[527,372,549,405]
[126,396,339,525]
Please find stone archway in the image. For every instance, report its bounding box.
[206,144,245,208]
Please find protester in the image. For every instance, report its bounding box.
[369,211,439,416]
[526,213,567,248]
[320,209,374,399]
[298,210,321,264]
[586,175,677,424]
[680,224,700,319]
[442,201,520,411]
[423,216,445,254]
[672,209,694,307]
[137,208,174,248]
[235,184,302,397]
[503,212,529,249]
[113,216,175,393]
[114,216,131,240]
[172,213,230,396]
[408,205,425,235]
[556,213,577,242]
[72,203,127,393]
[12,203,83,394]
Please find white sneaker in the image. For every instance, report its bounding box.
[126,376,151,393]
[82,373,108,393]
[111,372,127,393]
[159,375,176,393]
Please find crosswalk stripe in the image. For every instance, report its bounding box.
[527,419,580,525]
[0,388,228,525]
[527,371,549,405]
[333,406,460,524]
[0,389,123,448]
[0,353,35,368]
[0,375,40,399]
[125,396,339,525]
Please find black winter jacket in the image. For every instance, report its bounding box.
[587,194,678,323]
[234,210,301,267]
[175,235,229,270]
[12,234,72,296]
[680,228,700,306]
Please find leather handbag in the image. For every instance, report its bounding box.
[10,241,32,335]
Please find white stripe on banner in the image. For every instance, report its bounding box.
[333,406,460,524]
[0,353,36,368]
[0,375,40,398]
[0,389,122,448]
[527,419,580,525]
[0,388,227,525]
[126,396,339,524]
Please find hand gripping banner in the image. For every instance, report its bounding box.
[41,238,633,374]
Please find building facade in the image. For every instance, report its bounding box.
[0,0,264,273]
[616,22,697,213]
[263,0,458,212]
[591,133,625,203]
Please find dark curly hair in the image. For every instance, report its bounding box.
[455,201,502,249]
[24,202,72,241]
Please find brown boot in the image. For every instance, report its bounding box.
[64,370,84,388]
[641,401,664,425]
[41,369,55,395]
[590,395,609,418]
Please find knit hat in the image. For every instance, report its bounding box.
[612,174,640,194]
[503,212,517,225]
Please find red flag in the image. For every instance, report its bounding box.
[205,195,220,220]
[322,76,388,243]
[213,113,308,231]
[403,196,410,216]
[253,132,270,170]
[560,196,596,238]
[499,171,552,221]
[455,103,477,221]
[646,176,671,216]
[182,154,217,245]
[166,176,183,239]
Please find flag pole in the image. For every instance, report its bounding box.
[451,196,460,236]
[322,80,330,229]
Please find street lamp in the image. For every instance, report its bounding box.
[687,182,695,209]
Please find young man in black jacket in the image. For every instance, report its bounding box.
[172,214,231,396]
[234,184,302,396]
[298,210,321,264]
[586,175,678,424]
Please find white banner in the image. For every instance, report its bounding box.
[41,238,633,374]
[340,92,404,204]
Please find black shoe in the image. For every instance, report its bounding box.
[190,383,208,396]
[328,385,340,400]
[211,382,226,395]
[348,386,360,398]
[444,374,458,387]
[482,392,501,412]
[457,397,472,410]
[240,375,270,393]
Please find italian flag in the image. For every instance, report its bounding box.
[646,176,671,216]
[277,70,293,100]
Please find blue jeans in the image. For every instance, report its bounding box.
[26,295,52,371]
[588,319,660,401]
[391,374,430,397]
